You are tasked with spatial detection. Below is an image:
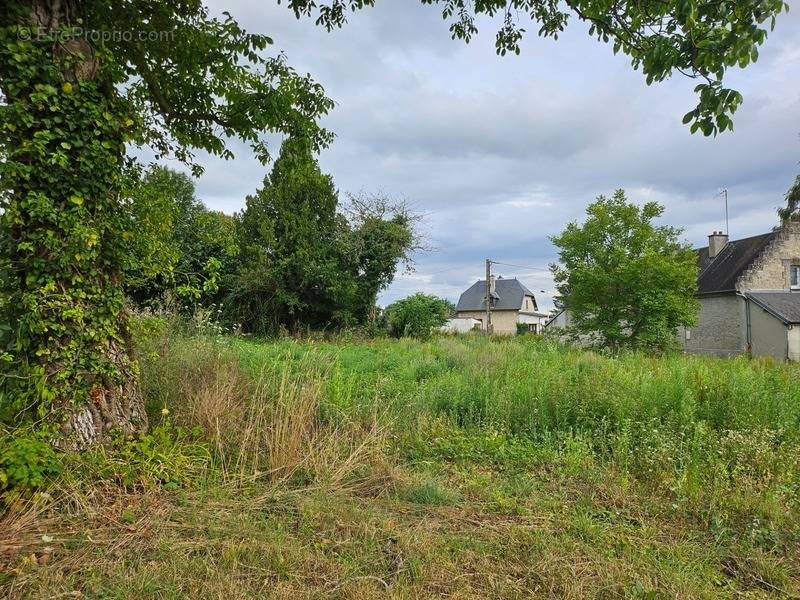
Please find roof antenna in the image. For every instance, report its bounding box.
[717,188,729,236]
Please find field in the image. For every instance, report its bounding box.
[2,329,800,598]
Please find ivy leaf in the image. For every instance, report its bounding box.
[69,195,84,206]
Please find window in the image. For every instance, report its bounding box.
[528,323,538,334]
[792,265,800,290]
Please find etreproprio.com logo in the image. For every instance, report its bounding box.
[17,27,175,43]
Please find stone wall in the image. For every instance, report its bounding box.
[680,294,747,356]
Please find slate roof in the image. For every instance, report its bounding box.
[746,291,800,324]
[696,231,776,294]
[456,278,538,312]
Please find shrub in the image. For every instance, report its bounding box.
[385,293,453,338]
[0,431,61,495]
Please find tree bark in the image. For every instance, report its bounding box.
[1,0,147,445]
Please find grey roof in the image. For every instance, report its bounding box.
[746,291,800,324]
[696,231,776,294]
[456,278,538,312]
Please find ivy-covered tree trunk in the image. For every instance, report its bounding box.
[0,1,146,445]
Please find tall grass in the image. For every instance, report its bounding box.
[138,328,800,535]
[139,333,390,492]
[142,330,800,442]
[4,328,799,597]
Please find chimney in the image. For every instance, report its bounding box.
[708,230,729,259]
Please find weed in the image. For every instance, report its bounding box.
[403,479,461,506]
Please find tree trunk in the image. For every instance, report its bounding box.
[0,0,147,445]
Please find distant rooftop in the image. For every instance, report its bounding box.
[456,277,539,312]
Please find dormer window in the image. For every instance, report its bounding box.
[792,265,800,290]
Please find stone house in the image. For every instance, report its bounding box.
[678,223,800,360]
[455,277,549,335]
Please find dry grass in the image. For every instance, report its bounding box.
[8,461,796,599]
[152,339,392,492]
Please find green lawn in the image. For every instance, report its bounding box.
[3,332,799,598]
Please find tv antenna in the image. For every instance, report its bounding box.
[717,188,729,235]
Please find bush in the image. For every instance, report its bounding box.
[385,293,452,338]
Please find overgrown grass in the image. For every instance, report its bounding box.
[3,329,799,598]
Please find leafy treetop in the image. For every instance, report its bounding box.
[779,175,800,222]
[550,190,699,352]
[4,1,335,171]
[125,166,238,309]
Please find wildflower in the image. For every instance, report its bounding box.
[161,406,170,416]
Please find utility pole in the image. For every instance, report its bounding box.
[484,258,492,335]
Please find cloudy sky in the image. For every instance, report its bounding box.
[168,2,800,312]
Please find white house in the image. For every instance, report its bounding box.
[455,276,549,335]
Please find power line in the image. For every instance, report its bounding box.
[490,260,551,272]
[421,265,468,276]
[406,261,552,278]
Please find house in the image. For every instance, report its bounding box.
[455,276,549,335]
[544,222,800,361]
[543,307,596,345]
[678,224,800,360]
[440,317,482,334]
[545,307,571,330]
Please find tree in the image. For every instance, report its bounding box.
[0,3,332,445]
[342,192,425,324]
[226,146,424,334]
[550,190,699,352]
[385,293,453,339]
[285,0,786,136]
[228,138,350,334]
[125,166,238,309]
[779,175,800,222]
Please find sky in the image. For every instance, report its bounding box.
[162,2,800,312]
